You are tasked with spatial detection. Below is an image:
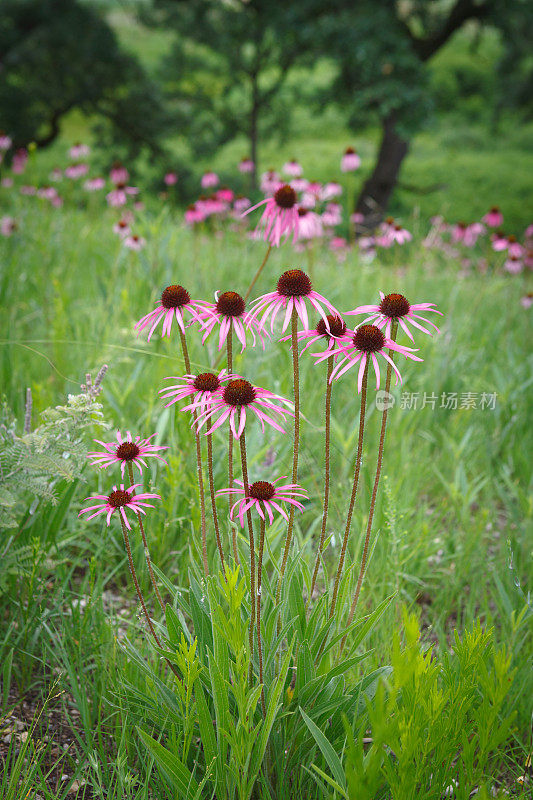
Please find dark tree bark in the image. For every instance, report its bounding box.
[355,113,409,228]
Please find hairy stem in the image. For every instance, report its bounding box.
[120,517,161,647]
[227,327,240,565]
[341,321,398,653]
[207,429,225,576]
[329,358,369,620]
[239,429,256,679]
[244,244,272,302]
[257,516,266,716]
[276,308,300,615]
[127,462,164,612]
[178,327,208,577]
[309,355,334,603]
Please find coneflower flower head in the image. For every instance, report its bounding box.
[314,323,422,392]
[135,284,203,340]
[243,184,300,247]
[88,431,167,477]
[190,377,292,439]
[79,484,161,529]
[197,290,267,350]
[216,477,307,527]
[160,370,234,415]
[248,269,340,334]
[281,314,347,356]
[346,291,442,341]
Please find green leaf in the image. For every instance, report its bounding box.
[165,603,182,649]
[295,639,315,696]
[299,707,347,793]
[137,728,199,797]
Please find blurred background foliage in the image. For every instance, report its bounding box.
[1,0,532,217]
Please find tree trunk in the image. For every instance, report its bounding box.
[355,113,409,228]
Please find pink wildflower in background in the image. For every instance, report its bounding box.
[49,168,63,182]
[79,484,160,530]
[233,196,251,215]
[201,172,219,189]
[216,186,234,203]
[124,234,146,251]
[110,163,129,184]
[1,177,14,188]
[283,159,303,178]
[520,293,533,309]
[69,143,90,159]
[88,431,167,477]
[260,169,281,194]
[84,177,106,191]
[321,202,342,228]
[341,147,360,172]
[20,185,36,196]
[243,184,300,247]
[238,157,255,174]
[106,183,139,207]
[164,172,178,186]
[297,207,323,240]
[113,219,131,238]
[1,216,17,236]
[0,132,12,151]
[217,477,307,527]
[184,203,206,225]
[12,149,28,174]
[504,256,523,274]
[320,182,343,201]
[483,206,503,227]
[65,163,89,180]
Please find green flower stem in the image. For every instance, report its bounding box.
[178,327,208,577]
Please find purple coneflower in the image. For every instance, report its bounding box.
[201,171,219,189]
[281,314,347,356]
[346,291,442,341]
[113,219,130,238]
[248,269,340,334]
[88,431,167,477]
[243,184,300,247]
[0,132,12,151]
[124,234,146,251]
[160,370,233,415]
[217,477,307,528]
[135,284,203,340]
[283,159,303,178]
[341,147,360,172]
[296,207,323,241]
[69,143,90,159]
[239,158,255,174]
[84,177,106,191]
[482,206,503,228]
[79,484,161,530]
[110,162,129,185]
[191,377,292,439]
[315,324,422,392]
[197,290,267,351]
